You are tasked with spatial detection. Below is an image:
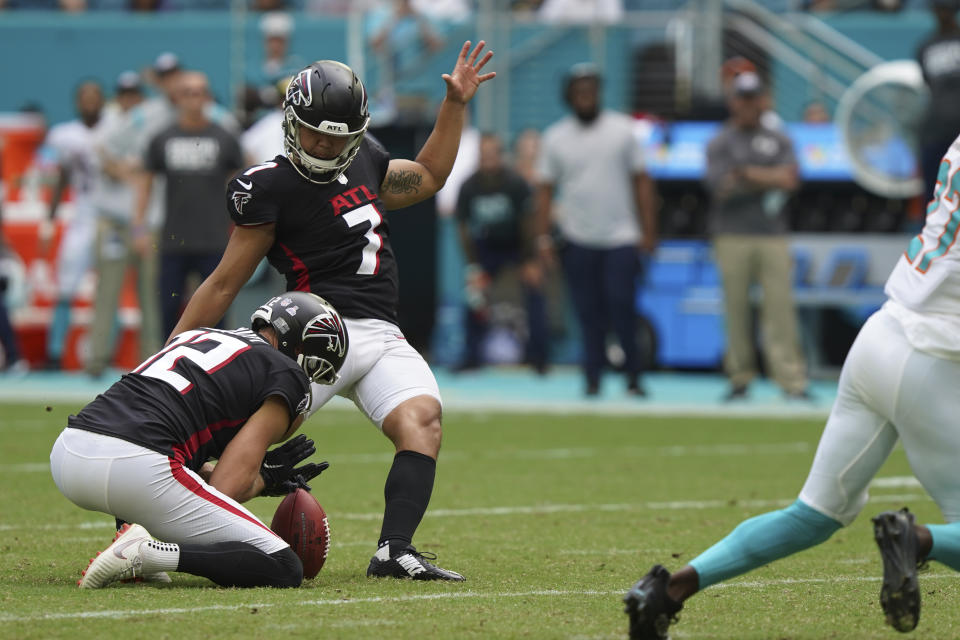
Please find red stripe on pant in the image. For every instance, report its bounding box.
[167,456,279,539]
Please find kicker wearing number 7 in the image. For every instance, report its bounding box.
[168,42,496,580]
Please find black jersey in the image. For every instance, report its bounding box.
[226,137,398,322]
[67,328,310,472]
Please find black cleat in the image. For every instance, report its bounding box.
[623,564,682,640]
[366,543,465,581]
[873,508,921,633]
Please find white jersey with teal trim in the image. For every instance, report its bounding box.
[46,119,103,220]
[884,133,960,359]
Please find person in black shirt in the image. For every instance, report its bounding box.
[917,0,960,199]
[134,71,244,337]
[50,292,347,589]
[169,42,494,581]
[454,133,548,373]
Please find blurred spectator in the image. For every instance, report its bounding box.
[803,100,832,124]
[128,0,165,9]
[512,128,541,188]
[411,0,472,22]
[366,0,444,122]
[253,12,304,92]
[538,0,622,23]
[0,160,26,374]
[40,80,105,370]
[803,0,837,9]
[251,0,286,10]
[535,63,658,397]
[240,77,288,165]
[434,107,479,218]
[86,71,161,378]
[305,0,355,12]
[133,71,242,338]
[705,72,808,401]
[917,0,960,199]
[59,0,86,10]
[116,52,239,311]
[454,133,548,374]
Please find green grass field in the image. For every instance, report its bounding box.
[1,401,955,639]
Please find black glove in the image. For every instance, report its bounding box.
[260,434,329,496]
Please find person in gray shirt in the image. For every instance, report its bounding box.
[705,72,808,401]
[535,63,658,397]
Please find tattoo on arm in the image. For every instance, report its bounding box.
[383,169,423,195]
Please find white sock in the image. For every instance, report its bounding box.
[139,539,180,573]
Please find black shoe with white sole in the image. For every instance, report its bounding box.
[366,543,465,581]
[873,508,921,633]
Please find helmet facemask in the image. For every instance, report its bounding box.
[297,352,339,385]
[282,109,369,184]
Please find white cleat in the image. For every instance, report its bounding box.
[78,523,152,589]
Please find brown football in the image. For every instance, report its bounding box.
[270,488,330,579]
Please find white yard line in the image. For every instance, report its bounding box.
[0,493,929,532]
[0,441,815,474]
[0,589,616,622]
[4,573,960,624]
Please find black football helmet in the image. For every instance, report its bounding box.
[282,60,370,184]
[251,292,349,385]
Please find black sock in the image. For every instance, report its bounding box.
[379,450,436,554]
[178,542,302,588]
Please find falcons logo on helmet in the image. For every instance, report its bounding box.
[303,312,346,357]
[232,191,252,216]
[287,69,313,107]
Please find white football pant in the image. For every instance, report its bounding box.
[800,306,960,525]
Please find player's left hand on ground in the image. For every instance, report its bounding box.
[260,435,328,495]
[443,40,496,104]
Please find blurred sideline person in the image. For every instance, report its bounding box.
[254,12,304,91]
[917,0,960,199]
[168,42,495,581]
[705,72,808,401]
[86,71,162,377]
[623,132,960,639]
[120,52,239,281]
[134,71,243,338]
[40,81,105,370]
[242,77,289,166]
[0,197,26,374]
[535,63,657,397]
[454,133,548,373]
[51,292,344,589]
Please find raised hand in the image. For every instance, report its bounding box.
[442,40,496,105]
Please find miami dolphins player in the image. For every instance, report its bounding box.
[624,136,960,638]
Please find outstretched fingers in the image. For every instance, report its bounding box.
[467,40,485,66]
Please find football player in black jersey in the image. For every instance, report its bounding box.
[169,41,495,581]
[51,292,347,589]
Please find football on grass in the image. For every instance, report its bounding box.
[270,488,330,579]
